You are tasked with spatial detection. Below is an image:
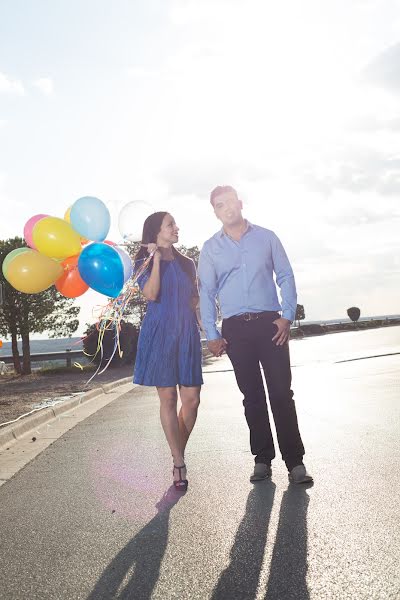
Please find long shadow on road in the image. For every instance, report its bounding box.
[264,484,311,600]
[212,482,311,600]
[211,482,276,600]
[86,486,183,600]
[87,482,311,600]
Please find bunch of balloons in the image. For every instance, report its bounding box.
[2,196,141,299]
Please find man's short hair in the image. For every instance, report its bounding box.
[210,185,238,206]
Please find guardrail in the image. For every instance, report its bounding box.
[0,350,85,368]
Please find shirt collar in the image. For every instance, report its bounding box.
[219,219,254,238]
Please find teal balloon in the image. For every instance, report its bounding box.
[78,243,124,298]
[70,196,110,242]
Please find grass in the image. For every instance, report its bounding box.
[37,364,96,375]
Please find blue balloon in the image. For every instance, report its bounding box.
[78,243,124,298]
[70,196,110,242]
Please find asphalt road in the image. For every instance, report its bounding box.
[0,337,399,599]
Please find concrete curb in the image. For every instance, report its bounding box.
[0,376,134,451]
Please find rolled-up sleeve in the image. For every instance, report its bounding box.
[198,244,221,340]
[271,233,297,322]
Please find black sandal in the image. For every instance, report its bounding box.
[173,464,188,491]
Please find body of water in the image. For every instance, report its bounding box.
[0,337,83,356]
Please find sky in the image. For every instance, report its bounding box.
[1,0,399,335]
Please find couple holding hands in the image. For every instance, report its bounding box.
[133,185,312,491]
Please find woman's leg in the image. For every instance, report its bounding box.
[178,386,201,456]
[157,386,185,481]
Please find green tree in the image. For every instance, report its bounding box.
[83,320,139,368]
[295,304,305,328]
[347,306,361,326]
[177,245,200,266]
[0,237,80,374]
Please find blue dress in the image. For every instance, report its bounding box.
[133,259,203,387]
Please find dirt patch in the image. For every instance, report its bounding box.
[0,365,134,426]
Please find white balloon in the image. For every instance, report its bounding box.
[118,201,155,242]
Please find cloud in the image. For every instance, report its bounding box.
[33,77,54,95]
[125,66,154,80]
[160,158,270,199]
[0,71,24,95]
[348,115,400,132]
[161,161,238,198]
[0,173,25,240]
[363,42,400,92]
[303,149,400,197]
[326,205,400,226]
[169,0,242,25]
[294,238,400,320]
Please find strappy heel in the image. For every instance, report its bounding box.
[173,464,188,491]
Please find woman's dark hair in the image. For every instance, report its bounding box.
[134,211,197,290]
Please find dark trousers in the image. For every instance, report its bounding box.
[222,312,305,471]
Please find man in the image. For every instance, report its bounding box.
[198,185,312,484]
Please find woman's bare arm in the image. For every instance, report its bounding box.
[142,246,162,301]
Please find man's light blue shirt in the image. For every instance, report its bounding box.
[198,222,297,340]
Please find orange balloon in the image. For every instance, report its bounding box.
[56,255,89,298]
[0,340,3,348]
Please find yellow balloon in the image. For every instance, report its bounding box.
[5,250,63,294]
[32,216,82,259]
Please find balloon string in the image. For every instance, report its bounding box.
[81,251,154,384]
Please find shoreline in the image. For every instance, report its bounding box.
[290,318,400,339]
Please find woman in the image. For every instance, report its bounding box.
[133,212,203,491]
